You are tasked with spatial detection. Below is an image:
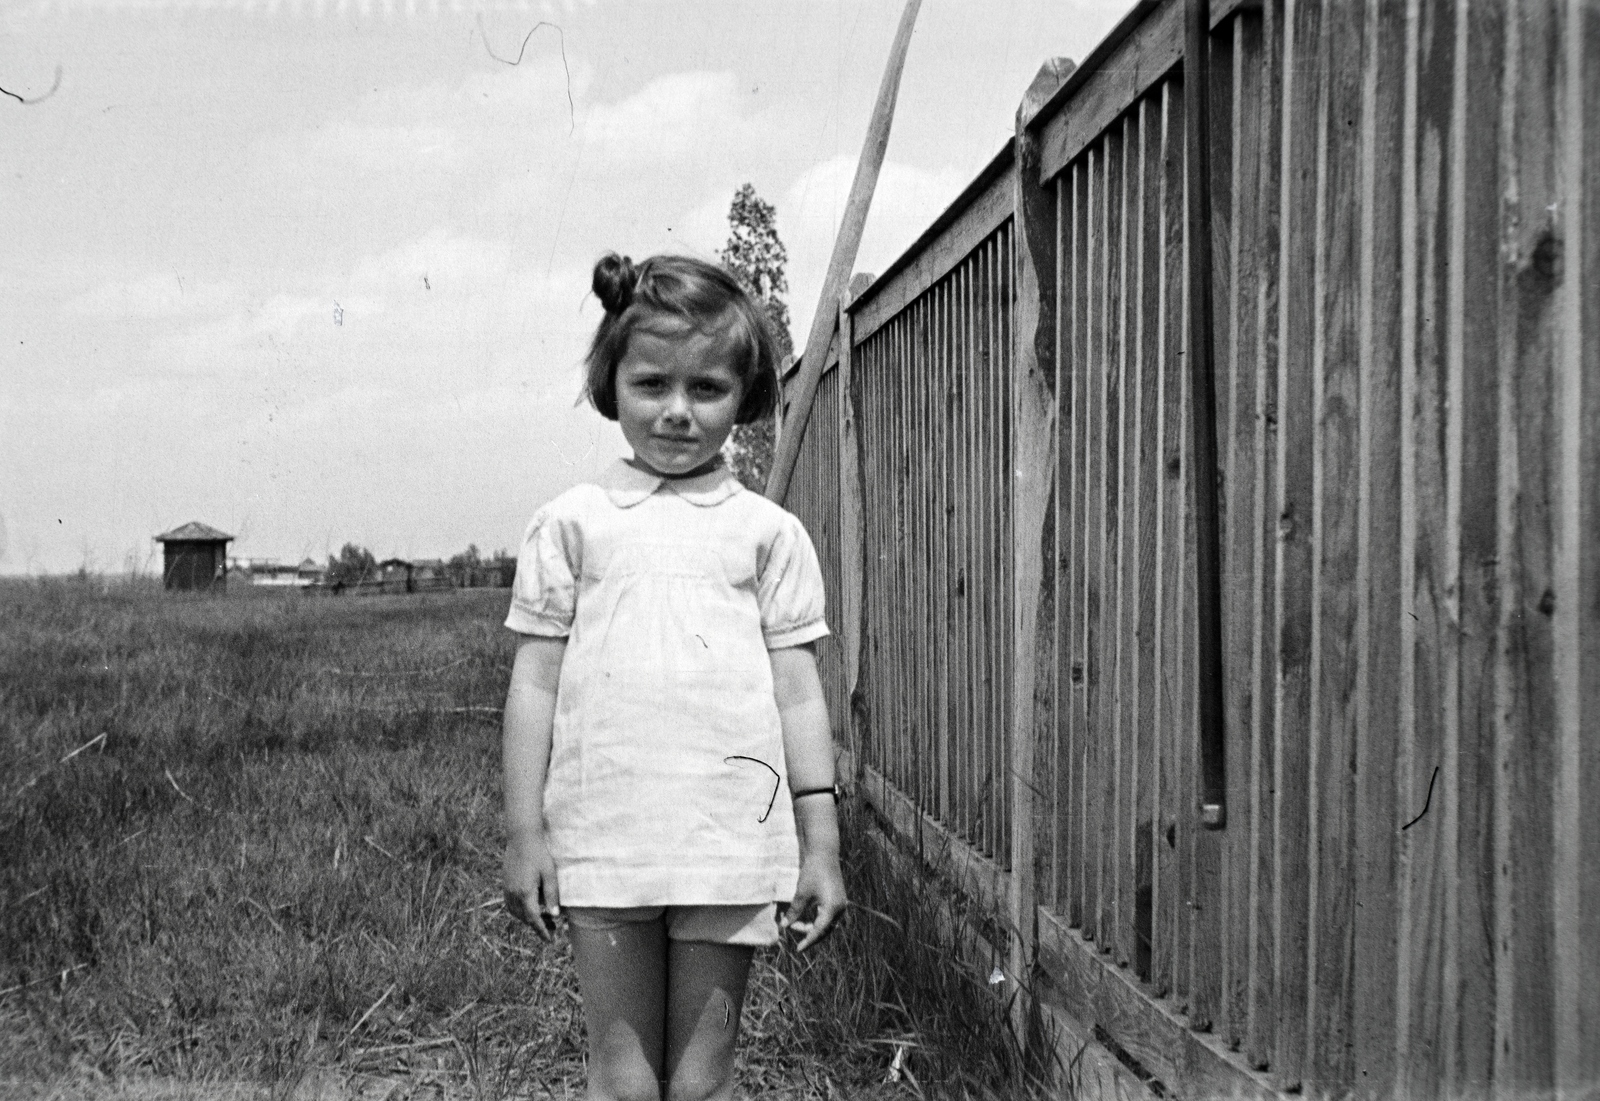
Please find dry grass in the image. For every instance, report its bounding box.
[1,576,1053,1100]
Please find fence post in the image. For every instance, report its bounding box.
[1010,58,1073,1053]
[838,274,873,776]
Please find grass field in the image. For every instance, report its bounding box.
[1,577,1051,1100]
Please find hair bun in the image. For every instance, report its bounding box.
[593,253,638,314]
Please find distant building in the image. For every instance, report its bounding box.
[229,556,326,588]
[377,557,452,594]
[155,521,234,592]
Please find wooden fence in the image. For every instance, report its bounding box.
[782,0,1599,1097]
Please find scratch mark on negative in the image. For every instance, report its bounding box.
[724,756,780,823]
[1401,765,1440,831]
[477,16,575,135]
[2,66,62,106]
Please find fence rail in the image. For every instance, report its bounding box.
[782,0,1600,1097]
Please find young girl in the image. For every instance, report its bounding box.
[501,253,848,1101]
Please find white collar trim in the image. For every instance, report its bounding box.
[600,458,744,508]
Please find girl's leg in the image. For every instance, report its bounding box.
[568,918,668,1101]
[662,942,755,1101]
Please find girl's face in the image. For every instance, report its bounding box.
[614,319,746,478]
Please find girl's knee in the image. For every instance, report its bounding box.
[664,1064,734,1101]
[589,1060,661,1101]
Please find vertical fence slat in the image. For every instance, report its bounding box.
[1133,92,1162,992]
[1068,161,1091,931]
[1271,0,1322,1081]
[1449,0,1503,1091]
[1558,0,1600,1091]
[1497,0,1563,1087]
[1156,75,1189,1006]
[1351,0,1405,1088]
[1112,110,1137,970]
[1222,6,1266,1052]
[1190,2,1235,1034]
[1396,0,1449,1088]
[1244,0,1285,1069]
[1304,0,1361,1082]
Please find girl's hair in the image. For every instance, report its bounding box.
[583,253,782,425]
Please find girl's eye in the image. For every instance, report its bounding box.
[693,381,731,398]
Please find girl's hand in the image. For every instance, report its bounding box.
[781,853,847,952]
[503,829,561,941]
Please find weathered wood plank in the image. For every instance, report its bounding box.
[1100,123,1128,957]
[1153,78,1185,1002]
[1395,0,1454,1090]
[1221,5,1267,1056]
[1083,142,1109,948]
[1271,0,1322,1083]
[1448,0,1502,1091]
[1244,0,1283,1070]
[1188,0,1235,1036]
[1112,109,1138,973]
[1039,0,1185,184]
[980,237,1000,858]
[958,259,977,845]
[1350,0,1404,1089]
[998,224,1011,870]
[1034,999,1162,1101]
[1011,92,1059,1032]
[1496,0,1561,1088]
[1037,909,1282,1101]
[1555,0,1600,1091]
[1132,91,1163,995]
[1067,162,1092,929]
[1304,0,1361,1084]
[854,760,1012,935]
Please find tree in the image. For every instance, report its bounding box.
[326,543,377,586]
[719,183,792,493]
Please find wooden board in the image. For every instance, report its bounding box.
[1270,0,1322,1084]
[851,166,1017,348]
[1349,0,1405,1089]
[1304,0,1361,1083]
[1243,0,1283,1071]
[1011,96,1060,1036]
[1221,5,1268,1057]
[1037,909,1282,1100]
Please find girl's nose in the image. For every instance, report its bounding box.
[663,390,691,421]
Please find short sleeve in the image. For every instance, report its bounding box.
[758,513,830,649]
[504,509,578,637]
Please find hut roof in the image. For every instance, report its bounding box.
[155,521,234,543]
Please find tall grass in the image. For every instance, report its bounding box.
[1,577,1049,1098]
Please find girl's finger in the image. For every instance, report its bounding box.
[795,897,846,952]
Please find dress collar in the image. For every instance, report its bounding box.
[600,458,744,509]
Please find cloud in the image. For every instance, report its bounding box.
[777,155,970,340]
[584,71,745,162]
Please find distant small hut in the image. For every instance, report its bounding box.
[377,557,452,594]
[155,521,234,592]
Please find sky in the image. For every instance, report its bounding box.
[2,0,1129,576]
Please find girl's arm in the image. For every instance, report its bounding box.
[502,634,567,940]
[771,643,847,951]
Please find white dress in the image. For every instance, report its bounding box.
[504,459,830,907]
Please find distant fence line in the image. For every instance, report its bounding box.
[782,0,1599,1097]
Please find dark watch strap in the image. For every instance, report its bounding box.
[791,783,841,802]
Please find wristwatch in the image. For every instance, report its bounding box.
[790,783,842,802]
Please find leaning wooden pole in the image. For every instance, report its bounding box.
[765,0,921,505]
[1185,0,1227,829]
